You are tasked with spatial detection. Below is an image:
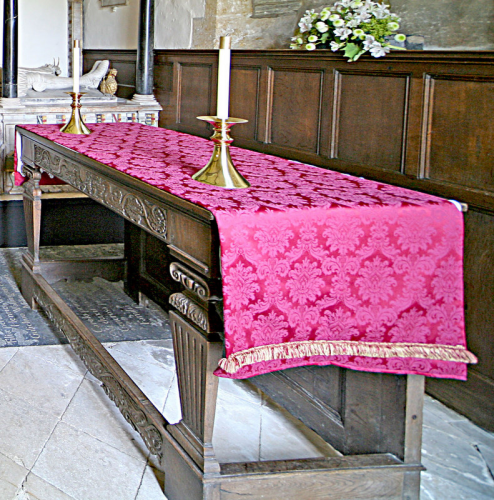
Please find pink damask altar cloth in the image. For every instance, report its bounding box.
[16,123,477,380]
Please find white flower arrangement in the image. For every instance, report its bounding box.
[291,1,406,61]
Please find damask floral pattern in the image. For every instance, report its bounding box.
[17,123,477,380]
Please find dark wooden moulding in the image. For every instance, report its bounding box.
[19,127,424,500]
[85,48,494,432]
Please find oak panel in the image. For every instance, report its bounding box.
[155,62,173,93]
[177,63,214,136]
[269,68,323,154]
[230,66,261,142]
[333,71,408,172]
[423,76,494,191]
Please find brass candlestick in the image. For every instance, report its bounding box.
[60,92,91,134]
[192,116,250,189]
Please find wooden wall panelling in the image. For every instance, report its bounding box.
[267,66,324,155]
[420,74,494,192]
[176,60,215,137]
[331,70,410,173]
[229,64,262,144]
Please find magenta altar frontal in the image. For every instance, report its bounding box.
[16,123,477,380]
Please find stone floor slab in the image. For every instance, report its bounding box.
[213,390,263,463]
[0,388,59,469]
[23,473,77,500]
[135,466,166,500]
[0,348,83,418]
[259,397,336,461]
[61,378,149,463]
[0,452,28,499]
[32,422,145,500]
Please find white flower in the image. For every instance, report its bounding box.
[333,19,345,27]
[337,0,353,7]
[363,34,376,50]
[355,10,371,22]
[388,21,400,31]
[372,3,391,19]
[316,21,330,33]
[297,37,304,44]
[334,27,352,40]
[346,18,360,28]
[329,14,340,22]
[330,41,343,51]
[369,41,390,58]
[308,35,319,42]
[321,8,332,21]
[394,33,407,43]
[353,28,365,38]
[298,9,315,32]
[305,43,317,51]
[351,0,363,7]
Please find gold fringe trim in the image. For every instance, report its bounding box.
[218,340,478,374]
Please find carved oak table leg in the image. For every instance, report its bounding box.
[21,164,43,308]
[164,261,224,499]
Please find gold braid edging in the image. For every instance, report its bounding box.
[217,340,478,374]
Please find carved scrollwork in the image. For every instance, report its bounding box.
[32,144,167,240]
[99,374,163,457]
[32,287,164,459]
[34,144,61,171]
[170,262,210,300]
[169,293,209,331]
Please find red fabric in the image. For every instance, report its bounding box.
[16,123,475,380]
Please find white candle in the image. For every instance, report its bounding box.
[73,40,80,94]
[216,36,231,120]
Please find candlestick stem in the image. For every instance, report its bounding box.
[192,116,249,188]
[60,92,91,135]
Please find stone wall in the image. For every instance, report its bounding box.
[192,0,494,50]
[82,0,494,51]
[192,0,303,49]
[391,0,494,50]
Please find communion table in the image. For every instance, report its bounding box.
[16,123,475,500]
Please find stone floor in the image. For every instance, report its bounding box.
[0,247,493,499]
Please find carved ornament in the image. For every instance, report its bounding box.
[169,293,209,331]
[33,144,167,240]
[169,262,210,300]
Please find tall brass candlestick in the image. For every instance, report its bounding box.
[192,116,249,189]
[60,92,91,135]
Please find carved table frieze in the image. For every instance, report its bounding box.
[33,143,168,240]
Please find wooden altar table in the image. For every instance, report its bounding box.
[15,123,474,500]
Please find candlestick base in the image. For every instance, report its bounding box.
[192,116,249,189]
[60,92,91,135]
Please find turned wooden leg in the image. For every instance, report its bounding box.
[21,165,43,308]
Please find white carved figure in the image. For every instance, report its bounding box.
[18,60,110,96]
[19,58,62,76]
